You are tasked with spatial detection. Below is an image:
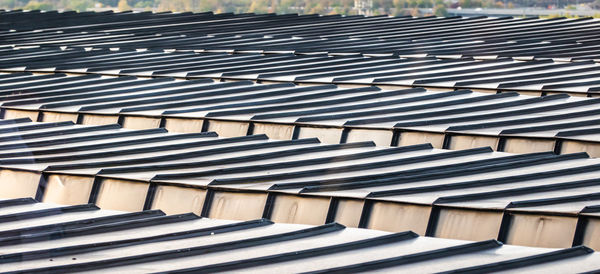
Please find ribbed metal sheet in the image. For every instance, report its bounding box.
[3,9,600,268]
[1,118,600,249]
[1,74,600,156]
[3,11,600,60]
[3,48,600,96]
[0,198,598,273]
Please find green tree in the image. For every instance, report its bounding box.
[134,0,156,9]
[459,0,481,8]
[60,0,93,11]
[24,0,53,10]
[433,3,447,16]
[416,0,431,8]
[308,2,324,13]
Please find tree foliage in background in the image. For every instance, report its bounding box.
[0,0,537,15]
[24,0,52,9]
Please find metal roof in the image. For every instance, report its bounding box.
[2,9,600,269]
[0,118,600,249]
[3,11,600,60]
[4,48,600,95]
[0,198,598,273]
[1,73,600,157]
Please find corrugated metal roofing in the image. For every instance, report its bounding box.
[4,48,600,95]
[1,73,600,156]
[0,198,598,273]
[3,9,600,270]
[3,11,600,60]
[1,118,600,249]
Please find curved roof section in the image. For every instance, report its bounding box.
[0,198,599,273]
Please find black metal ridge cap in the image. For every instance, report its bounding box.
[415,60,575,85]
[0,219,273,264]
[151,142,424,181]
[218,56,364,78]
[0,72,33,81]
[556,127,600,138]
[0,210,165,239]
[253,58,396,79]
[184,85,370,117]
[0,213,200,247]
[446,108,600,132]
[41,134,293,171]
[506,192,600,209]
[352,93,570,127]
[493,69,600,90]
[580,204,600,214]
[0,75,46,88]
[370,160,600,198]
[288,59,414,81]
[49,48,172,63]
[0,76,154,102]
[585,85,600,92]
[14,222,348,274]
[0,127,166,151]
[0,131,220,165]
[392,94,597,128]
[202,86,385,118]
[330,58,471,82]
[0,74,62,86]
[302,240,502,274]
[299,90,512,123]
[328,59,446,81]
[91,53,250,74]
[309,151,587,195]
[440,246,595,274]
[0,131,217,159]
[270,151,554,190]
[0,117,31,125]
[10,50,108,69]
[212,147,494,187]
[1,77,145,106]
[499,118,600,135]
[0,203,99,224]
[0,74,101,96]
[0,74,68,93]
[371,59,537,83]
[80,81,261,113]
[0,121,75,135]
[542,79,600,90]
[35,78,212,109]
[146,56,303,76]
[116,82,297,114]
[150,84,343,116]
[186,57,336,77]
[100,137,325,175]
[290,59,423,83]
[249,87,446,121]
[0,123,123,143]
[433,177,600,205]
[0,197,37,208]
[453,61,598,87]
[166,231,419,274]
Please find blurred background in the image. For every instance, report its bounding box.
[2,0,600,20]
